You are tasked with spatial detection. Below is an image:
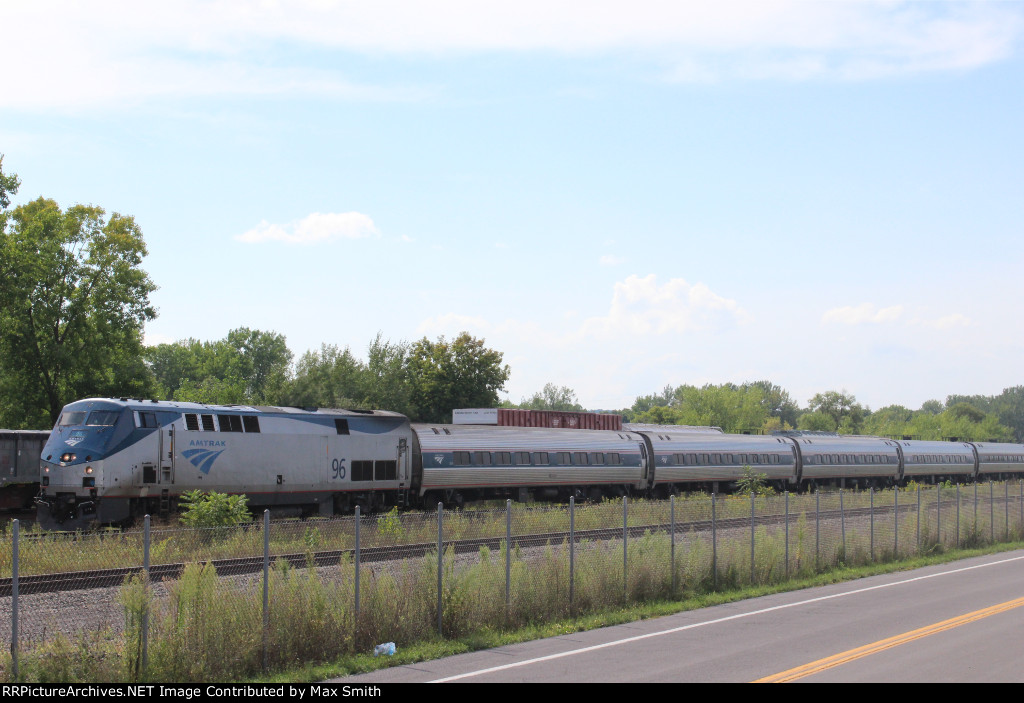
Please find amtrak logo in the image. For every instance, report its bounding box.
[66,431,86,447]
[434,454,443,464]
[182,448,226,474]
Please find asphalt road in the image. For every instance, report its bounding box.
[335,548,1024,682]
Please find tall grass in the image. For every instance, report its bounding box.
[3,482,1024,682]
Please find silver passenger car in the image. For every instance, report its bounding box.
[972,442,1024,478]
[898,440,977,480]
[413,424,649,501]
[793,435,901,483]
[639,432,798,487]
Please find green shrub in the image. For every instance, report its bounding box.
[179,490,250,528]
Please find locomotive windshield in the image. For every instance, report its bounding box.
[58,411,87,426]
[86,411,120,426]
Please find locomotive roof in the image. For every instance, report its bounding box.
[67,397,408,419]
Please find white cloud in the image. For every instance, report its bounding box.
[579,274,747,339]
[599,255,626,266]
[822,304,972,330]
[920,313,971,330]
[822,303,904,325]
[4,2,1020,110]
[236,212,379,244]
[418,274,746,353]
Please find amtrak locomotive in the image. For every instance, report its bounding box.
[34,397,1024,530]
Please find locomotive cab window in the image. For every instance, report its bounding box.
[59,411,87,427]
[218,415,243,432]
[88,411,120,426]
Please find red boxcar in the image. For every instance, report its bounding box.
[455,408,623,431]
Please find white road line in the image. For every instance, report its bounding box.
[428,553,1024,682]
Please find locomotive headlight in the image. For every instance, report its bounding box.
[61,453,76,463]
[85,466,94,474]
[43,467,49,473]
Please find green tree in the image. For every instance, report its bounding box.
[518,382,585,411]
[283,343,366,409]
[146,328,292,405]
[806,390,865,433]
[361,333,413,415]
[0,194,156,427]
[624,384,676,421]
[0,155,20,210]
[744,380,800,428]
[862,404,914,437]
[948,387,1024,442]
[406,332,510,423]
[797,410,837,432]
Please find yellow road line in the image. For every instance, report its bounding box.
[755,596,1024,683]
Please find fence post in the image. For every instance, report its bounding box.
[11,519,18,681]
[750,491,755,584]
[262,509,270,672]
[784,490,789,579]
[974,482,978,537]
[936,484,941,549]
[916,486,921,553]
[712,492,718,589]
[437,502,443,636]
[894,485,899,557]
[990,481,994,544]
[623,496,628,602]
[354,505,361,620]
[143,514,150,677]
[815,489,820,571]
[870,487,874,562]
[506,499,512,609]
[956,484,961,547]
[840,489,846,561]
[1005,481,1009,541]
[569,496,575,607]
[670,494,676,595]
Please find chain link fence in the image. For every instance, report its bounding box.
[1,480,1023,681]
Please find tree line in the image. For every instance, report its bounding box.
[618,383,1021,442]
[1,156,1019,441]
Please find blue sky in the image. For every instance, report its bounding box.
[3,1,1023,412]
